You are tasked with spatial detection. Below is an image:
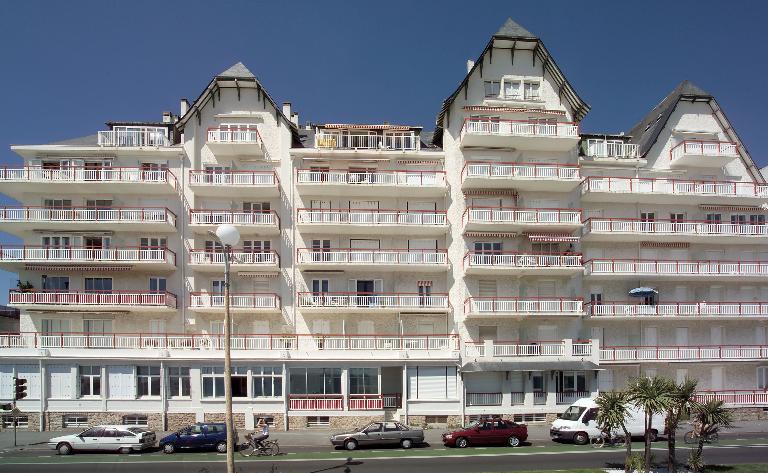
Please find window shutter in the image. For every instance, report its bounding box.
[446,367,457,399]
[478,280,497,298]
[16,365,40,399]
[374,279,383,293]
[49,365,74,399]
[109,366,135,399]
[0,366,13,399]
[598,369,613,391]
[407,367,418,399]
[416,366,446,399]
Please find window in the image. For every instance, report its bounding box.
[289,368,341,395]
[243,202,270,212]
[42,319,70,335]
[137,366,160,397]
[523,81,540,100]
[307,416,330,427]
[532,242,560,255]
[149,277,166,293]
[513,413,547,423]
[706,213,722,224]
[43,199,72,208]
[758,367,768,390]
[79,366,101,397]
[503,79,521,99]
[84,319,112,334]
[474,242,501,254]
[122,415,148,426]
[670,213,685,223]
[231,367,248,398]
[253,367,283,398]
[41,276,69,291]
[312,279,329,295]
[640,212,655,222]
[84,236,109,248]
[731,214,747,225]
[85,199,112,209]
[140,237,167,248]
[407,366,457,400]
[42,236,71,247]
[349,368,378,395]
[80,427,104,437]
[243,240,270,253]
[558,371,587,393]
[202,366,225,398]
[63,415,88,428]
[255,415,275,427]
[84,277,112,292]
[168,367,190,398]
[750,215,766,225]
[483,80,500,98]
[2,415,28,429]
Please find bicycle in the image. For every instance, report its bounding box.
[683,429,718,445]
[238,433,280,457]
[591,430,627,449]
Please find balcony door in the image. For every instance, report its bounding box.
[203,165,231,184]
[42,276,69,291]
[350,279,382,306]
[85,277,112,293]
[211,280,225,306]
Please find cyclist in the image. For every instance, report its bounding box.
[251,418,270,451]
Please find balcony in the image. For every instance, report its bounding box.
[296,209,447,235]
[314,131,420,152]
[296,169,446,197]
[97,126,170,147]
[8,291,177,312]
[583,139,639,161]
[188,210,279,235]
[581,177,768,204]
[669,140,739,167]
[288,395,343,411]
[463,207,582,232]
[0,167,177,197]
[0,207,177,233]
[463,252,582,275]
[460,118,580,151]
[188,292,280,313]
[205,125,266,157]
[297,292,449,313]
[0,246,176,271]
[348,394,402,410]
[464,297,584,317]
[188,250,279,273]
[583,218,768,244]
[464,339,595,359]
[694,390,768,407]
[588,301,768,318]
[585,259,768,280]
[188,170,278,197]
[600,345,768,363]
[297,248,448,272]
[461,162,580,191]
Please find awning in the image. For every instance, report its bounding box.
[25,264,133,272]
[237,272,279,278]
[465,232,518,238]
[641,241,689,248]
[525,233,579,243]
[629,287,658,297]
[463,189,518,196]
[322,124,417,131]
[699,204,764,212]
[461,360,599,372]
[417,280,433,287]
[463,106,566,116]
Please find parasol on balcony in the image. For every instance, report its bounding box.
[629,287,658,297]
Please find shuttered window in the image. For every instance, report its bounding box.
[478,280,497,298]
[49,365,74,399]
[16,365,40,400]
[0,366,13,399]
[407,366,457,400]
[598,369,613,391]
[108,366,135,399]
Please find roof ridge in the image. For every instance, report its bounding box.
[494,17,536,39]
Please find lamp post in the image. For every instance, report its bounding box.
[208,224,240,473]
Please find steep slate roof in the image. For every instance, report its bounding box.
[627,80,712,157]
[217,62,256,78]
[431,17,590,146]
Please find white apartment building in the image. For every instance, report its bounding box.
[1,18,767,432]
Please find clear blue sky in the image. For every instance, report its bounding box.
[1,0,767,302]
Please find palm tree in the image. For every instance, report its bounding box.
[595,390,633,473]
[627,376,674,473]
[665,378,700,473]
[689,399,733,472]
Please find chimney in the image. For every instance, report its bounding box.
[282,102,292,119]
[466,60,475,73]
[180,98,190,116]
[162,111,172,124]
[290,112,299,126]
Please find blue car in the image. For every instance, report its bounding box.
[160,423,236,454]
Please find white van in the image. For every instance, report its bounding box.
[550,397,666,445]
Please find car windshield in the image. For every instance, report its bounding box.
[463,420,480,429]
[560,406,587,421]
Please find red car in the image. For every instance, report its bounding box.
[442,418,528,448]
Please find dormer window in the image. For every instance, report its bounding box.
[523,81,540,100]
[484,81,501,98]
[485,77,542,101]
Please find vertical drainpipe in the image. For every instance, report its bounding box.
[179,147,187,334]
[282,362,289,431]
[402,362,408,424]
[160,360,167,430]
[39,359,45,432]
[459,369,466,425]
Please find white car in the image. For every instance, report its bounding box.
[49,425,156,454]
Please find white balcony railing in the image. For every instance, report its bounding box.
[9,291,177,308]
[462,118,579,138]
[585,218,768,238]
[0,207,176,226]
[670,140,738,160]
[207,125,261,144]
[298,292,449,310]
[463,162,580,181]
[189,250,278,267]
[315,132,419,151]
[188,170,276,187]
[585,259,768,277]
[296,169,444,187]
[600,345,768,362]
[464,340,590,358]
[557,391,590,405]
[189,293,280,310]
[581,177,768,199]
[0,167,175,187]
[694,390,768,406]
[0,246,175,266]
[464,207,581,226]
[584,140,639,159]
[297,248,447,266]
[97,127,169,147]
[189,210,278,227]
[297,209,447,226]
[588,302,768,317]
[310,334,458,351]
[465,297,583,315]
[466,392,503,406]
[464,252,582,269]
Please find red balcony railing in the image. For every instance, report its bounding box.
[600,345,768,362]
[0,166,177,188]
[189,292,280,310]
[189,249,279,266]
[296,169,445,186]
[288,394,343,410]
[206,125,262,144]
[464,297,584,315]
[0,245,175,266]
[463,207,582,226]
[464,252,582,269]
[585,259,768,276]
[0,206,177,226]
[588,301,768,317]
[189,209,279,227]
[298,292,449,309]
[297,208,447,226]
[188,169,277,186]
[584,217,768,237]
[462,161,580,181]
[581,176,768,198]
[694,390,768,406]
[9,291,177,308]
[670,140,738,160]
[462,118,579,138]
[297,248,448,266]
[348,394,403,410]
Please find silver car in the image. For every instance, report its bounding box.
[48,425,156,454]
[330,421,424,450]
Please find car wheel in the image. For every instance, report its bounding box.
[573,432,589,445]
[507,436,520,447]
[162,443,175,454]
[648,430,658,443]
[216,441,227,453]
[344,439,358,451]
[400,439,413,449]
[119,447,132,454]
[57,442,73,455]
[455,437,468,448]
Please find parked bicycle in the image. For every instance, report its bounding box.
[238,432,280,457]
[590,430,627,449]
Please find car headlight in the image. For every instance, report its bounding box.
[444,434,452,438]
[558,426,571,431]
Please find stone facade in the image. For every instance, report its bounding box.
[407,415,463,429]
[204,412,246,429]
[166,412,197,431]
[0,412,39,431]
[728,407,768,421]
[43,412,163,431]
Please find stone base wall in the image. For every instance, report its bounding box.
[0,412,40,431]
[166,413,197,431]
[287,414,382,430]
[728,407,768,421]
[203,412,246,429]
[254,412,285,431]
[406,415,462,429]
[43,412,163,431]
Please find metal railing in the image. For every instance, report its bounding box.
[311,334,458,351]
[297,209,447,226]
[9,291,177,308]
[189,210,278,227]
[0,167,176,187]
[297,248,448,266]
[556,391,590,404]
[207,125,261,144]
[189,250,279,267]
[188,170,276,187]
[462,162,580,181]
[600,345,768,361]
[314,132,419,150]
[98,127,169,147]
[585,259,768,277]
[462,118,579,138]
[464,207,582,225]
[288,395,343,410]
[694,390,768,406]
[465,297,583,315]
[296,169,444,186]
[466,392,503,406]
[0,207,177,226]
[464,252,582,269]
[298,292,449,309]
[670,140,738,160]
[189,292,280,310]
[347,394,402,410]
[588,302,768,317]
[584,140,639,159]
[464,341,582,358]
[0,245,175,266]
[581,177,768,198]
[584,218,768,237]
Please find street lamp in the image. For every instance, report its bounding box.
[208,224,240,473]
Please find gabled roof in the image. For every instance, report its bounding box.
[627,80,764,183]
[218,62,255,79]
[431,17,590,146]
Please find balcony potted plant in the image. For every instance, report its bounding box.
[16,280,34,293]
